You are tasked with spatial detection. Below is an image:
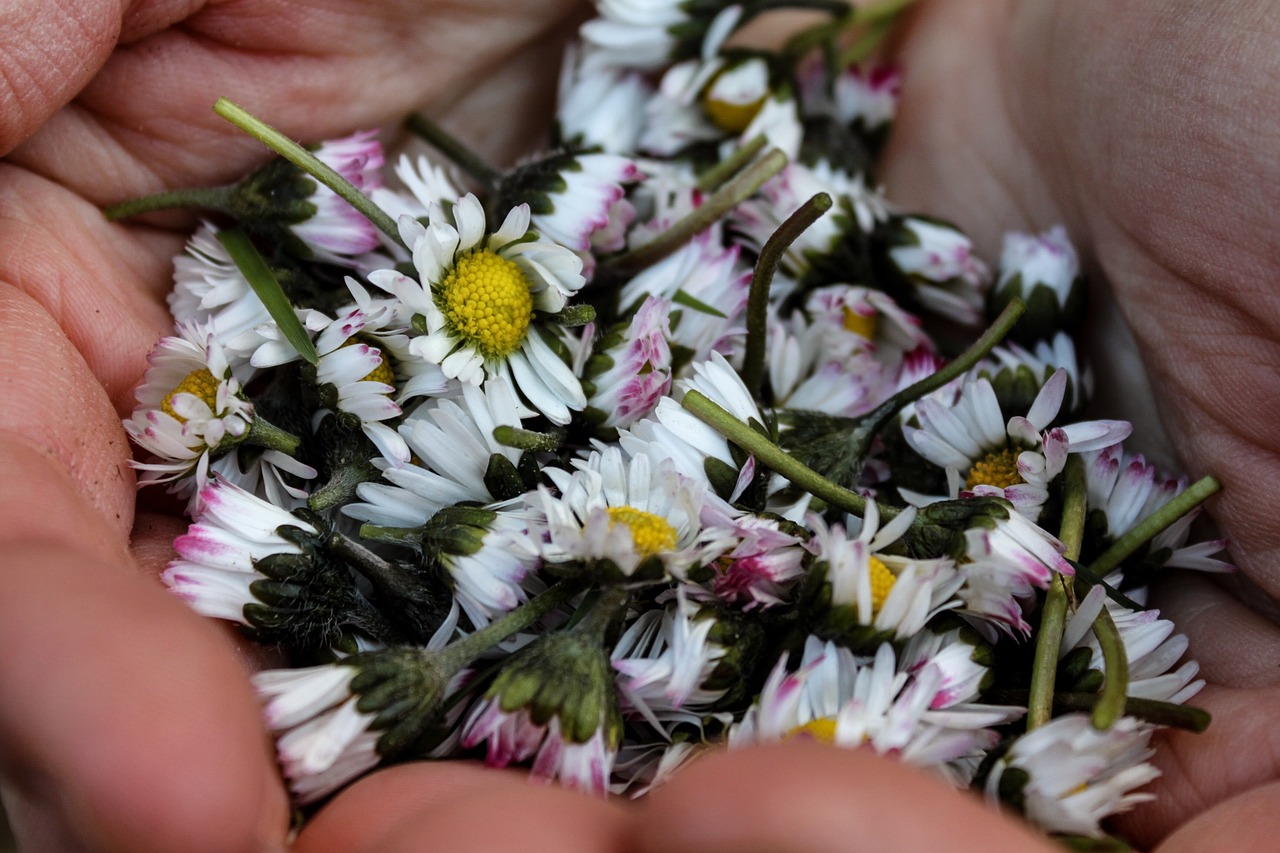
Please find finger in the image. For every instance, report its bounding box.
[294,762,631,853]
[632,741,1057,852]
[1154,781,1280,853]
[10,0,586,203]
[0,452,289,853]
[1154,572,1280,688]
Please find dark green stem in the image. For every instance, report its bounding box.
[437,581,578,671]
[1027,455,1086,730]
[992,691,1210,733]
[681,390,898,519]
[1091,606,1129,730]
[405,112,501,190]
[104,186,237,221]
[326,530,414,599]
[604,148,788,277]
[1087,475,1221,577]
[697,134,768,193]
[244,416,303,456]
[308,460,380,511]
[741,192,833,398]
[213,98,403,248]
[895,297,1025,405]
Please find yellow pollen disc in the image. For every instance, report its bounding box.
[868,556,896,615]
[965,447,1025,491]
[703,94,766,133]
[786,717,838,744]
[841,306,879,340]
[439,249,533,358]
[606,506,678,558]
[342,340,396,386]
[161,367,219,422]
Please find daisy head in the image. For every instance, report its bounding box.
[536,446,707,581]
[125,322,254,497]
[367,194,587,424]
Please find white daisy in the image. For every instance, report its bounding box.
[985,714,1160,838]
[125,322,256,499]
[369,152,462,228]
[696,502,808,609]
[903,369,1132,521]
[991,224,1084,340]
[1061,581,1204,704]
[345,377,527,528]
[528,152,640,258]
[168,223,273,358]
[883,215,991,325]
[580,1,742,71]
[833,63,902,132]
[557,44,652,155]
[367,194,587,424]
[766,310,886,418]
[536,445,707,579]
[960,509,1076,636]
[805,505,963,643]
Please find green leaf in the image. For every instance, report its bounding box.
[672,288,728,318]
[216,227,319,365]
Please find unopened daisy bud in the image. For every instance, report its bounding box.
[583,295,674,429]
[985,714,1159,838]
[462,618,624,794]
[989,225,1085,344]
[497,150,641,274]
[834,63,902,141]
[233,132,385,261]
[875,214,990,325]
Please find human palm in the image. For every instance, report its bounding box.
[2,1,1276,850]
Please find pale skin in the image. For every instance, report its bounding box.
[0,1,1276,850]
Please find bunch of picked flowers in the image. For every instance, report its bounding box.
[110,0,1231,846]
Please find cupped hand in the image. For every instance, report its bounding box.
[880,1,1280,849]
[0,2,583,850]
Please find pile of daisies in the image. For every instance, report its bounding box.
[117,0,1230,844]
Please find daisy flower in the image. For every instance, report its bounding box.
[345,377,527,528]
[881,215,991,325]
[125,322,256,499]
[990,225,1085,342]
[804,506,963,646]
[1061,581,1204,704]
[583,295,674,429]
[580,1,743,71]
[369,152,462,230]
[833,63,902,133]
[536,445,707,580]
[168,223,272,358]
[696,502,808,609]
[985,714,1159,838]
[960,508,1076,635]
[973,332,1088,420]
[557,44,652,154]
[730,638,1005,780]
[903,369,1132,521]
[367,194,587,424]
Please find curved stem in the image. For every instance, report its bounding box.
[213,98,404,248]
[244,416,302,456]
[697,134,767,193]
[104,186,237,221]
[681,389,898,519]
[1090,607,1129,730]
[1026,455,1086,730]
[889,297,1026,407]
[604,148,788,277]
[439,582,578,671]
[741,192,832,398]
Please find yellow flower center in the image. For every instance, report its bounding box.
[965,447,1025,491]
[841,306,879,340]
[868,555,895,615]
[703,93,766,133]
[161,368,219,422]
[606,506,678,558]
[787,717,838,744]
[439,249,533,359]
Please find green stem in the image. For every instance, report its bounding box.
[741,192,833,398]
[1091,605,1129,730]
[1087,475,1221,577]
[216,227,319,365]
[326,530,412,597]
[681,390,898,519]
[604,148,788,277]
[243,416,303,456]
[1026,455,1086,731]
[697,134,768,193]
[438,581,578,671]
[359,524,419,545]
[991,691,1210,733]
[308,460,380,511]
[404,112,502,191]
[104,186,237,221]
[213,98,403,248]
[892,298,1025,406]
